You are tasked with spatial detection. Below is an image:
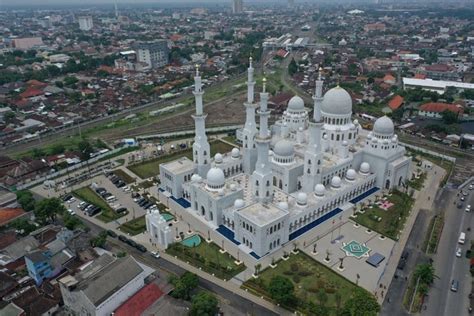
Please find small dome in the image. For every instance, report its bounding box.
[342,140,348,146]
[214,153,223,163]
[231,147,240,158]
[391,135,398,142]
[206,167,225,189]
[322,86,352,116]
[287,96,305,111]
[314,184,326,197]
[191,174,201,182]
[234,199,245,208]
[296,192,308,205]
[230,183,237,191]
[323,134,328,140]
[360,162,370,174]
[274,139,294,157]
[373,116,394,135]
[353,119,359,125]
[331,176,342,188]
[346,169,357,181]
[277,201,289,210]
[268,150,274,156]
[218,189,225,196]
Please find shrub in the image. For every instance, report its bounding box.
[307,285,319,293]
[292,275,301,283]
[283,270,294,276]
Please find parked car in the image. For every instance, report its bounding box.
[136,244,147,253]
[466,205,471,212]
[67,209,76,216]
[126,239,137,247]
[456,247,462,258]
[107,230,117,238]
[116,207,127,214]
[118,235,128,243]
[151,251,161,258]
[62,194,73,202]
[87,206,101,216]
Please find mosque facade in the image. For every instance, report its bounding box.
[147,60,411,258]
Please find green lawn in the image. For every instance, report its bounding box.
[243,252,369,315]
[166,236,245,280]
[119,216,146,235]
[113,169,136,184]
[424,215,444,254]
[353,190,414,240]
[72,187,126,223]
[127,140,236,179]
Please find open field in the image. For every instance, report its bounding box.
[353,190,414,240]
[118,215,146,236]
[127,140,236,179]
[166,236,246,280]
[243,252,369,315]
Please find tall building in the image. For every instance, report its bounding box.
[232,0,244,14]
[78,16,93,31]
[134,40,169,69]
[150,61,411,257]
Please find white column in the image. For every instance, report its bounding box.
[192,65,210,177]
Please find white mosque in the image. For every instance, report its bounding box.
[147,59,411,258]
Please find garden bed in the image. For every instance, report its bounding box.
[118,216,146,235]
[73,187,126,223]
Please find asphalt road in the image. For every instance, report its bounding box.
[380,208,432,316]
[422,187,474,316]
[79,215,277,316]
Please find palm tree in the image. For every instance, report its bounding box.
[254,263,262,276]
[414,264,436,285]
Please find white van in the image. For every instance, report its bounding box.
[458,232,466,245]
[106,195,117,203]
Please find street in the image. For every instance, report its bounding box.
[423,187,474,316]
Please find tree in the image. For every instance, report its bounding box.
[90,231,107,248]
[288,58,298,76]
[4,111,15,122]
[16,190,35,211]
[9,218,37,235]
[268,276,296,306]
[414,263,436,285]
[64,76,79,86]
[50,144,66,155]
[78,139,94,160]
[170,271,199,300]
[55,80,64,88]
[189,291,219,316]
[391,107,404,122]
[441,110,458,124]
[34,197,65,223]
[341,289,380,316]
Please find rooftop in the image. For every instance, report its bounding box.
[238,202,288,227]
[162,156,195,174]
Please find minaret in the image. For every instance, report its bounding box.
[302,68,324,193]
[242,57,258,174]
[114,0,119,18]
[251,78,273,203]
[192,65,211,177]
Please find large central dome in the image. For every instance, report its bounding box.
[321,86,352,116]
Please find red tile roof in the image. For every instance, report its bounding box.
[0,208,25,226]
[20,88,44,99]
[389,95,404,111]
[414,73,426,79]
[419,102,463,114]
[383,74,396,83]
[114,283,164,316]
[276,49,289,58]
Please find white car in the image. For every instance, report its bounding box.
[67,209,76,216]
[151,251,160,258]
[67,197,76,203]
[469,184,473,190]
[466,205,471,212]
[456,248,462,257]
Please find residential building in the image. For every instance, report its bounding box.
[78,16,93,31]
[11,37,44,50]
[418,102,464,119]
[134,41,169,69]
[59,254,154,316]
[403,77,474,94]
[232,0,243,14]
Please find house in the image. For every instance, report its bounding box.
[418,102,464,119]
[383,74,396,85]
[113,283,165,316]
[388,95,404,111]
[59,254,154,316]
[0,235,39,266]
[0,208,25,226]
